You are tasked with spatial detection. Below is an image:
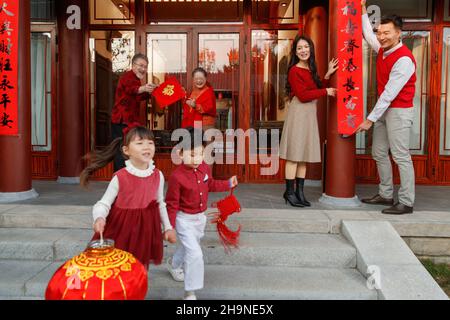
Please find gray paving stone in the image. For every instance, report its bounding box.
[341,220,448,300]
[391,221,450,237]
[0,213,92,229]
[406,238,450,256]
[54,229,93,261]
[2,205,91,215]
[0,260,51,297]
[147,265,377,300]
[0,204,20,214]
[25,262,61,297]
[7,263,377,300]
[377,265,448,300]
[0,228,356,268]
[342,221,420,269]
[325,211,375,234]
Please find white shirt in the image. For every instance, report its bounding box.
[362,13,416,123]
[92,160,173,232]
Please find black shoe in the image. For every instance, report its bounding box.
[382,202,413,215]
[283,179,304,207]
[361,194,394,206]
[295,178,311,207]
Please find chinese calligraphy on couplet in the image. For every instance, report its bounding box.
[337,0,363,135]
[0,0,18,136]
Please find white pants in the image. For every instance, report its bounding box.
[171,211,207,291]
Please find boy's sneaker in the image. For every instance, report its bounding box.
[167,258,184,282]
[183,291,197,300]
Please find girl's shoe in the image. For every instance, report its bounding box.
[166,257,184,282]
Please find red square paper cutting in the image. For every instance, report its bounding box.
[151,77,186,108]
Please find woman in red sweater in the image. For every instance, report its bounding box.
[279,35,338,207]
[181,67,216,130]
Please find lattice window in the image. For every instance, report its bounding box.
[31,0,56,21]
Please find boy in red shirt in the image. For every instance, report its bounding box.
[165,127,238,300]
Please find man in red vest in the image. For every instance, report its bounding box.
[356,1,416,215]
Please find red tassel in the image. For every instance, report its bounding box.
[210,188,242,253]
[217,221,241,253]
[122,122,143,138]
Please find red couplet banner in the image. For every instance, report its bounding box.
[0,0,19,136]
[336,0,364,135]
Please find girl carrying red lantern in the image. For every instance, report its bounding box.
[80,126,177,269]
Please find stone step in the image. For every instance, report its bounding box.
[0,228,356,268]
[1,205,450,238]
[0,260,377,300]
[0,206,331,233]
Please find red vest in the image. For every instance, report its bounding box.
[376,44,416,108]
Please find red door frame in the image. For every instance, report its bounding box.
[31,23,58,180]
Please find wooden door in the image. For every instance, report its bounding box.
[146,26,246,181]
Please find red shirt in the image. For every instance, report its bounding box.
[111,70,149,124]
[166,162,231,228]
[376,45,416,108]
[288,66,329,103]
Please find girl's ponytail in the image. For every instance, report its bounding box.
[80,137,123,187]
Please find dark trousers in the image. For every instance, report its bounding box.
[111,123,127,172]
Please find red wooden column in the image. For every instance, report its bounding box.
[320,0,360,207]
[56,0,86,183]
[0,0,38,202]
[304,6,328,181]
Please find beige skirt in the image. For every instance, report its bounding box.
[279,96,321,163]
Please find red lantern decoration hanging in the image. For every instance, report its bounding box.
[209,189,241,253]
[45,240,148,300]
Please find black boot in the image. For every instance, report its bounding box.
[295,178,311,207]
[283,179,304,207]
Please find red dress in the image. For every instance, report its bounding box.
[92,168,163,268]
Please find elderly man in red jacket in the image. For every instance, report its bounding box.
[357,1,416,215]
[111,53,156,171]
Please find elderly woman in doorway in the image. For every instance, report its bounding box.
[279,35,338,207]
[181,67,217,130]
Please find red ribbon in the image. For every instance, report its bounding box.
[121,122,142,138]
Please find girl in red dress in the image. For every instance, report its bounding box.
[80,126,176,269]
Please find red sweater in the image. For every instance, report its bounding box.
[181,86,216,128]
[376,45,416,108]
[165,162,231,228]
[111,70,149,124]
[288,66,329,103]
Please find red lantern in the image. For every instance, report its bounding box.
[45,240,148,300]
